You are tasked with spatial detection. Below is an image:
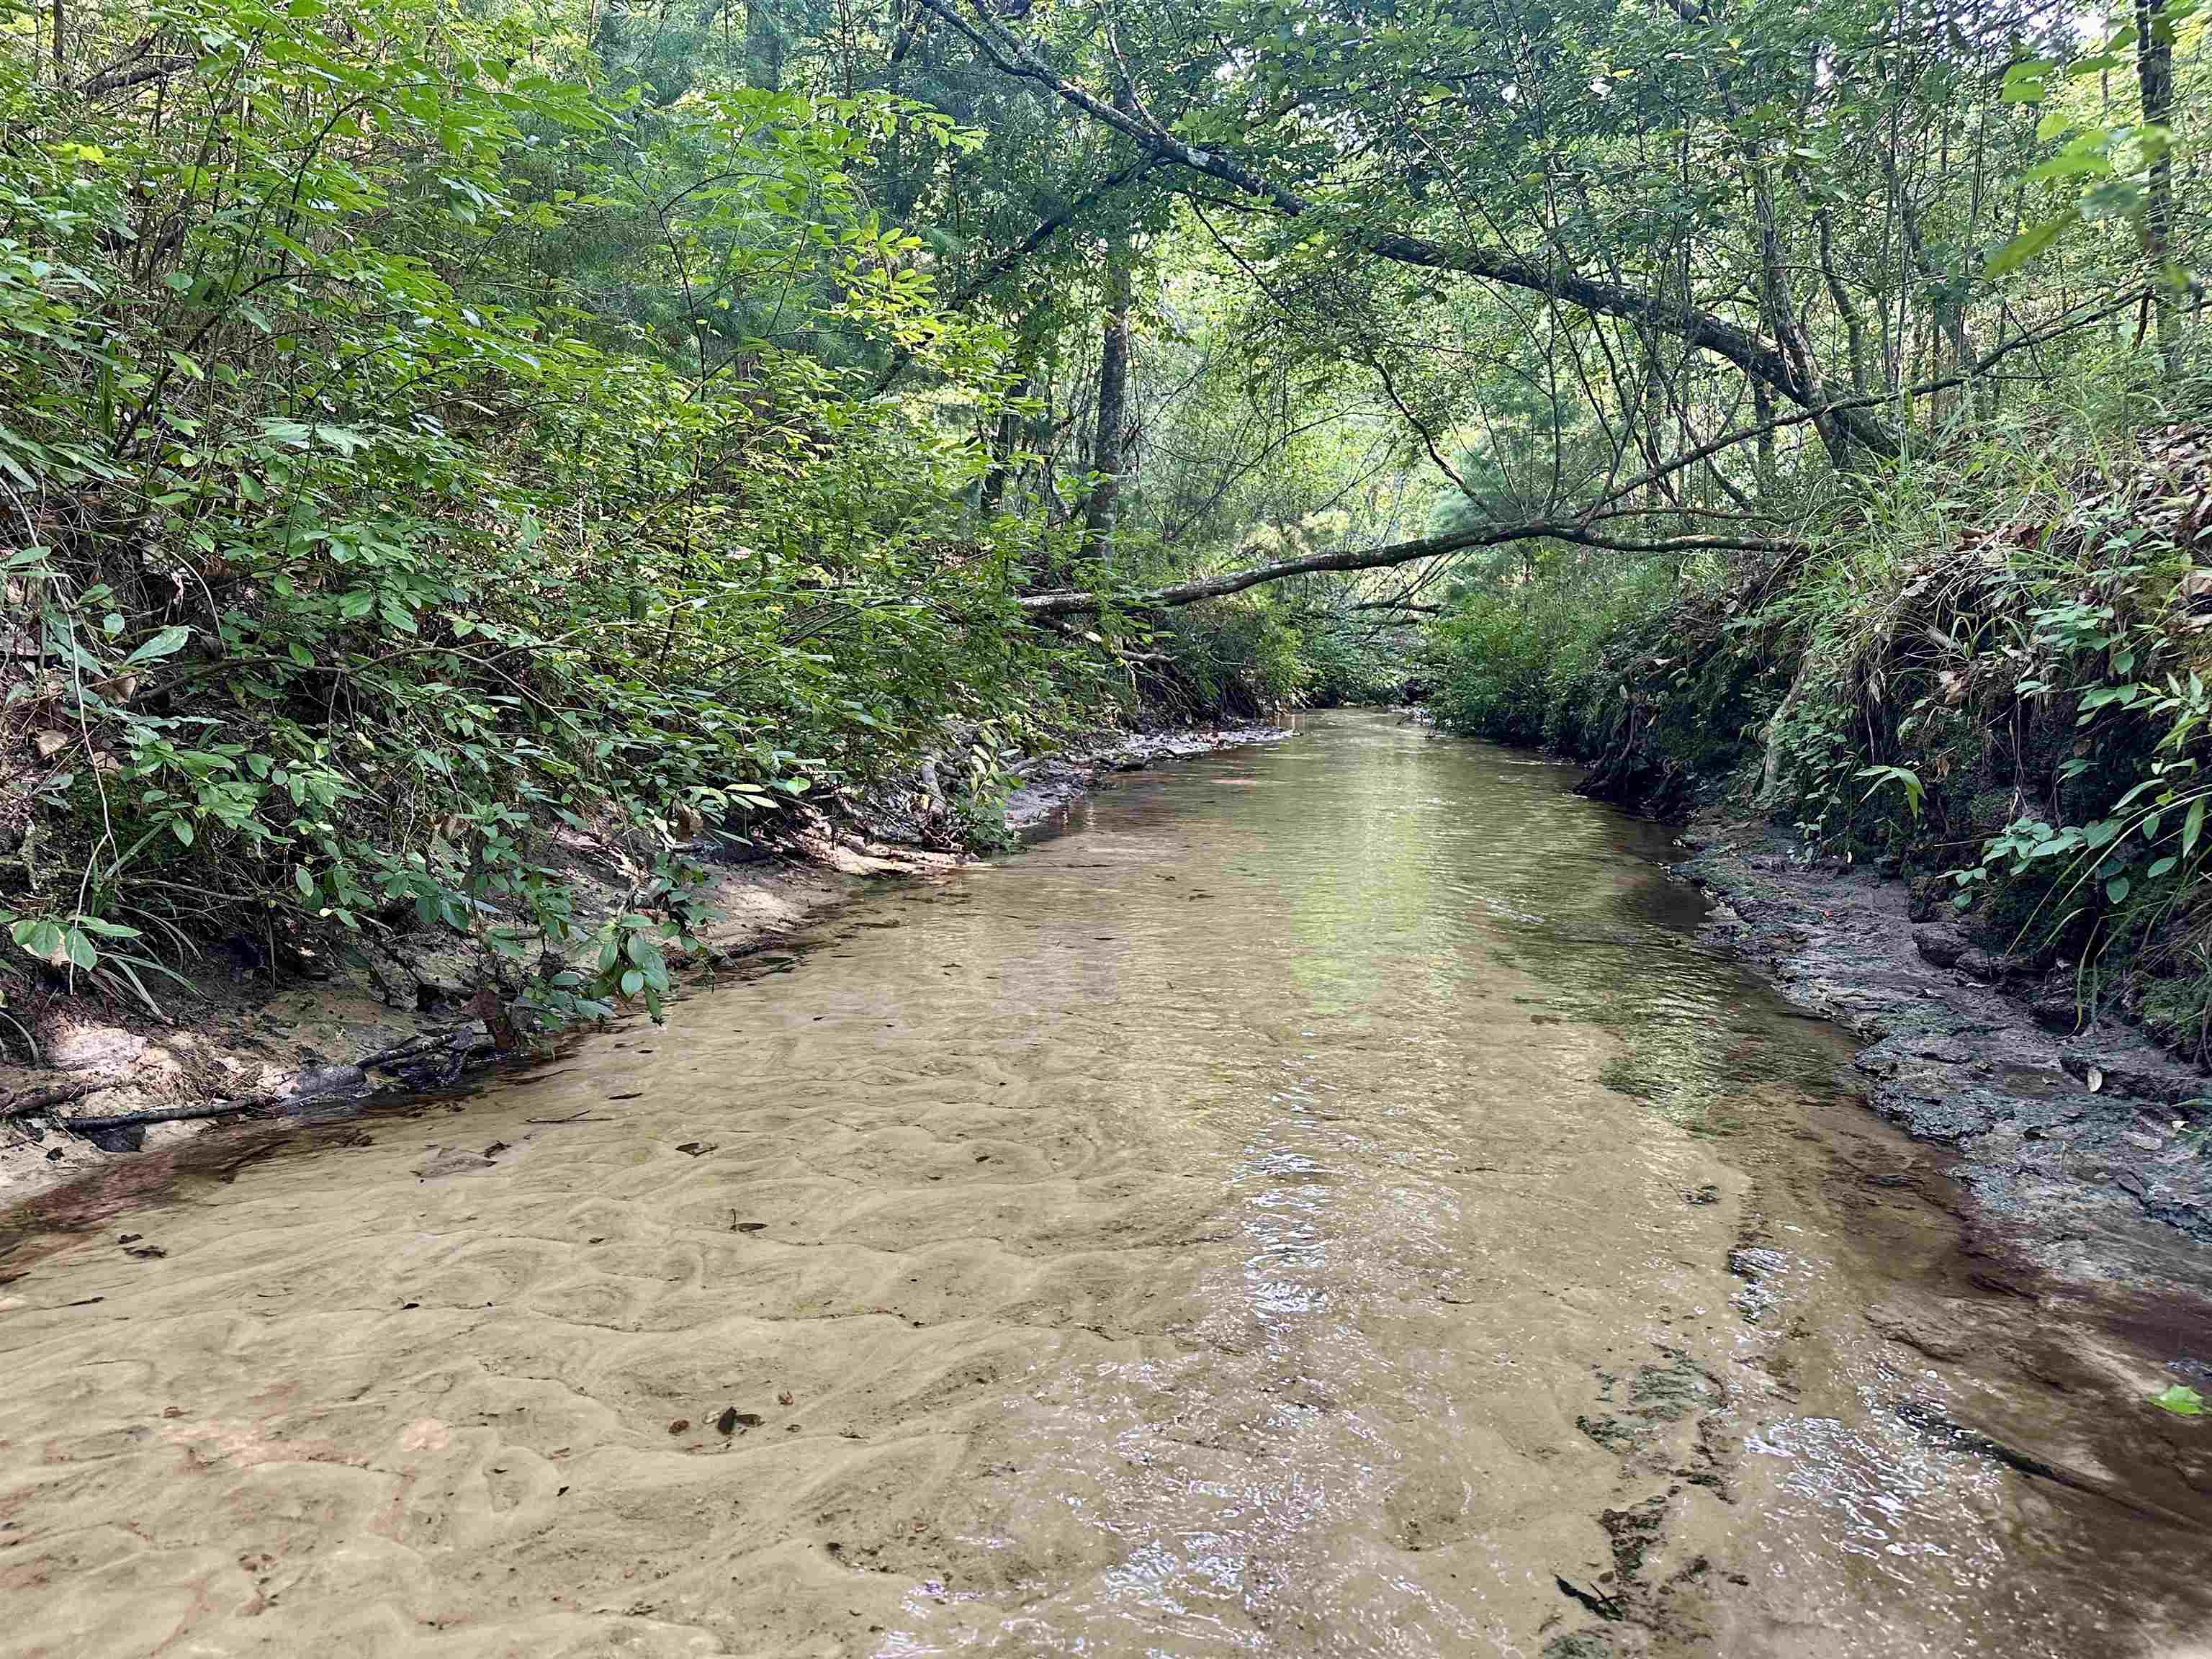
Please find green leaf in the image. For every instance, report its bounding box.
[63,928,97,971]
[2105,874,2131,904]
[2025,146,2113,181]
[125,626,192,666]
[312,425,370,457]
[619,967,644,997]
[2152,1385,2204,1417]
[2185,797,2206,858]
[295,866,317,900]
[12,918,66,963]
[1985,216,2072,277]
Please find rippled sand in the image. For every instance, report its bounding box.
[2,714,2208,1658]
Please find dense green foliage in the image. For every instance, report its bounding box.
[0,0,1097,1028]
[1,0,2206,1043]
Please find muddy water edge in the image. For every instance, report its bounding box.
[1,709,2208,1659]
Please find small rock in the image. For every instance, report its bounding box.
[675,1141,715,1156]
[287,1064,367,1102]
[668,1418,690,1435]
[1956,948,2026,984]
[2030,993,2085,1034]
[1911,927,1966,970]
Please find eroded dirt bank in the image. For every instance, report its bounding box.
[0,724,1285,1211]
[0,713,2207,1659]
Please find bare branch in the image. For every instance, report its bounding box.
[1017,518,1798,616]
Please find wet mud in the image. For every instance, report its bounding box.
[0,711,2207,1658]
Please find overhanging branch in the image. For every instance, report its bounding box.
[1012,286,2143,619]
[913,0,1898,457]
[1017,520,1799,615]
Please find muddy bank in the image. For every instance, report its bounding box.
[0,722,1286,1211]
[1674,814,2212,1287]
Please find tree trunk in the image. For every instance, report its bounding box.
[746,0,782,90]
[1754,379,1776,490]
[1750,168,1844,468]
[1887,161,1987,423]
[1083,91,1139,550]
[1815,210,1872,398]
[981,356,1030,516]
[1082,250,1131,549]
[2136,0,2181,379]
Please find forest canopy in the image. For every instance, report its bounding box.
[1,0,2205,1030]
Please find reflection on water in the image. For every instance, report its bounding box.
[0,711,2207,1659]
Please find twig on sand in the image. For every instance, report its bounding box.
[1,1076,118,1120]
[60,1099,282,1133]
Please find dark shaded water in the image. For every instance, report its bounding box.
[1,711,2208,1657]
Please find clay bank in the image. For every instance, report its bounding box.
[0,711,2207,1658]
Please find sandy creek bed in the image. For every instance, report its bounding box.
[1,711,2208,1658]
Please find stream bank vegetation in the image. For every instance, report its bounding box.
[0,0,2207,1067]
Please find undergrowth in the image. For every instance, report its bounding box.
[1423,356,2212,1053]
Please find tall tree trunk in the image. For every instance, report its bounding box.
[1815,210,1872,398]
[1750,168,1845,468]
[1084,91,1139,550]
[1082,246,1132,549]
[1754,379,1776,490]
[981,333,1034,516]
[746,0,782,90]
[1886,161,1986,423]
[2136,0,2181,379]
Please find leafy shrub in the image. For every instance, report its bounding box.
[0,0,1091,1028]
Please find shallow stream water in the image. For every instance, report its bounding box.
[3,711,2210,1658]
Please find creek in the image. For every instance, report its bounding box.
[1,710,2208,1658]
